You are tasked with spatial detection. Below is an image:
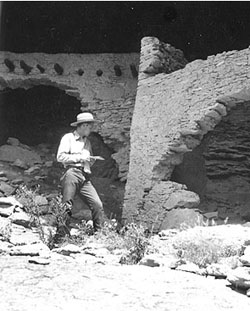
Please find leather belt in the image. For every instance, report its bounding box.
[65,166,91,178]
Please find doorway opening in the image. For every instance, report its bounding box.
[171,102,250,223]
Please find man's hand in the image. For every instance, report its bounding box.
[80,150,91,162]
[89,156,105,161]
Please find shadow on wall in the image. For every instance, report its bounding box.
[171,102,250,223]
[170,139,209,200]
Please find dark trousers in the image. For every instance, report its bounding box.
[61,168,103,230]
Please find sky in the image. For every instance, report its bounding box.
[1,1,250,60]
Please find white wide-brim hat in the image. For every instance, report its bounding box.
[70,112,96,126]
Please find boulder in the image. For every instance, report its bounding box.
[28,257,50,265]
[11,178,24,185]
[240,255,250,267]
[9,242,50,256]
[0,216,11,229]
[44,161,53,167]
[9,210,31,228]
[83,247,110,258]
[239,246,250,267]
[9,224,41,245]
[7,137,20,146]
[0,181,15,196]
[160,208,204,230]
[227,267,250,289]
[12,159,29,169]
[0,196,23,208]
[0,145,42,166]
[24,165,41,175]
[206,263,231,278]
[247,288,250,297]
[139,254,180,268]
[0,240,13,253]
[53,243,81,256]
[244,246,250,256]
[176,262,207,275]
[0,205,15,217]
[0,176,8,182]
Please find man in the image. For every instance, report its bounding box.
[57,112,104,233]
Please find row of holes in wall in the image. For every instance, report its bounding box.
[3,58,138,78]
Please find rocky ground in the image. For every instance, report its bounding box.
[1,224,250,311]
[1,256,250,311]
[1,137,250,310]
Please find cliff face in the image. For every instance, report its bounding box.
[123,37,250,230]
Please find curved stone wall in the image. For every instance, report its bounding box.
[123,37,250,230]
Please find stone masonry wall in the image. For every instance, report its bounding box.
[0,51,139,181]
[123,36,250,231]
[198,102,250,222]
[0,45,188,182]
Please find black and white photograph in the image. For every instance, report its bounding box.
[1,1,250,310]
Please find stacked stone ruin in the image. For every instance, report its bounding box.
[0,51,139,182]
[123,37,250,231]
[1,37,250,231]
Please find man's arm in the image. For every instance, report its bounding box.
[87,140,105,166]
[57,134,90,165]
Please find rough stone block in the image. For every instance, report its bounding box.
[160,208,204,230]
[163,190,200,210]
[0,182,15,196]
[9,211,31,228]
[0,145,42,166]
[227,267,250,290]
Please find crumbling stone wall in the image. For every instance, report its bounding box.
[123,36,250,230]
[0,51,139,181]
[0,45,187,182]
[198,102,250,222]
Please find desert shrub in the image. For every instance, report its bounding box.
[69,220,151,265]
[15,184,41,226]
[0,220,12,243]
[14,185,152,263]
[172,231,244,268]
[118,223,151,264]
[47,195,70,227]
[15,185,59,248]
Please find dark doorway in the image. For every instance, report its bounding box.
[0,85,81,146]
[171,102,250,223]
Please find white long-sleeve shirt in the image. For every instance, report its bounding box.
[57,131,94,174]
